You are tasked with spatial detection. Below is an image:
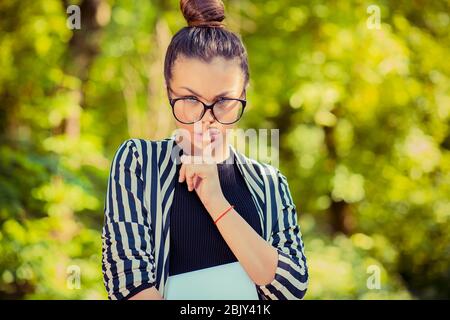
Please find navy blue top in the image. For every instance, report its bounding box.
[169,153,263,276]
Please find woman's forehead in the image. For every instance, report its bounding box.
[171,56,244,94]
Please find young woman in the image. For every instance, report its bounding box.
[101,0,308,300]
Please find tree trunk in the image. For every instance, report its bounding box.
[323,123,353,235]
[60,0,110,138]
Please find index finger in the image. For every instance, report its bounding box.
[202,133,214,163]
[179,163,186,183]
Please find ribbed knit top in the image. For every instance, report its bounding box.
[168,153,263,276]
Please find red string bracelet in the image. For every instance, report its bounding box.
[214,205,235,225]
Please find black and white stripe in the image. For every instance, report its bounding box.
[101,136,309,300]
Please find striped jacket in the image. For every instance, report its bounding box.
[101,135,308,300]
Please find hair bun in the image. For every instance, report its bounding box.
[180,0,225,28]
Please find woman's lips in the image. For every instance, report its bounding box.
[207,128,220,136]
[193,129,220,142]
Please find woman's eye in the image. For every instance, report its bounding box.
[185,97,198,103]
[215,98,227,104]
[215,99,231,108]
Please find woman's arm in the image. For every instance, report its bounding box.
[178,155,278,286]
[102,139,159,300]
[256,169,308,299]
[204,198,279,286]
[179,156,308,299]
[204,169,308,300]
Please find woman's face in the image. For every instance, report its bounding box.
[168,55,245,157]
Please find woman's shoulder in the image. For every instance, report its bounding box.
[232,146,277,171]
[114,137,176,157]
[118,136,175,150]
[232,148,283,182]
[111,137,177,171]
[236,152,296,208]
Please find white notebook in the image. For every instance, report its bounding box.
[164,261,259,300]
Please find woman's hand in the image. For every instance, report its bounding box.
[178,155,226,214]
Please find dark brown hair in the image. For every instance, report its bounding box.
[164,0,250,91]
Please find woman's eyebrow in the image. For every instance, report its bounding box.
[180,86,231,99]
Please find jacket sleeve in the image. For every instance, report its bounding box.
[101,139,156,300]
[256,169,309,300]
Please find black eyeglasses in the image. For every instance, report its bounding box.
[167,87,247,125]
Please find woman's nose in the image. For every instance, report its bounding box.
[202,109,215,123]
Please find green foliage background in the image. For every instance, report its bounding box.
[0,0,449,299]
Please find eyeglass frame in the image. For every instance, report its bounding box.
[167,86,247,125]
